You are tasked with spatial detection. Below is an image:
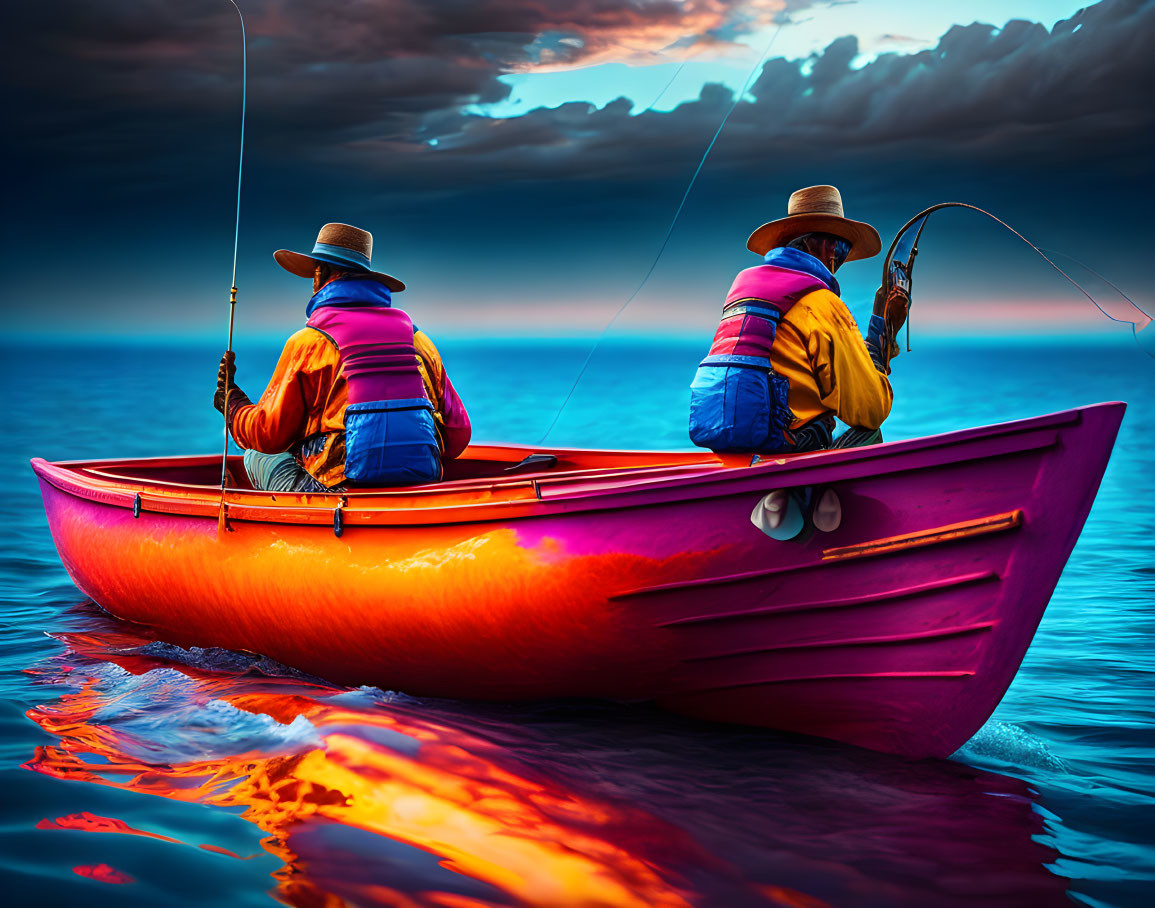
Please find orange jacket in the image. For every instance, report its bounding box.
[229,327,465,487]
[770,288,894,430]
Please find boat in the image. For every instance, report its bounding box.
[31,401,1124,758]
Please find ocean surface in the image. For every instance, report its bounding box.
[1,337,1152,907]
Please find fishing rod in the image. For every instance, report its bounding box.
[539,23,786,444]
[218,0,246,531]
[881,202,1154,357]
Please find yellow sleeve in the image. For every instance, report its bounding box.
[806,291,893,430]
[412,329,445,407]
[412,329,471,459]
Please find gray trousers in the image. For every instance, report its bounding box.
[242,450,339,493]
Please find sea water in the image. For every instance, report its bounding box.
[1,337,1152,907]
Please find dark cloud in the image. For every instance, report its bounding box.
[0,1,803,264]
[2,0,1151,338]
[2,0,790,158]
[392,0,1152,185]
[11,0,1146,193]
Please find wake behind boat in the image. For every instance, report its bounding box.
[31,401,1124,758]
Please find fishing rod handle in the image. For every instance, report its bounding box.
[226,285,238,351]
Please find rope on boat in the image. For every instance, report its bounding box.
[539,23,786,443]
[218,0,247,529]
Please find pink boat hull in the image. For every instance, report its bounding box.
[32,402,1124,757]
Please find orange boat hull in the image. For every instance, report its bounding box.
[33,402,1124,757]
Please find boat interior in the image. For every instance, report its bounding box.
[48,444,755,496]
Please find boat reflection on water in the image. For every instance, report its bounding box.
[24,603,1069,908]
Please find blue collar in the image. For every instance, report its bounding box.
[762,247,840,297]
[305,276,393,317]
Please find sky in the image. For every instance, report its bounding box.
[2,0,1152,341]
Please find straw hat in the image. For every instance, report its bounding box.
[746,185,880,261]
[274,223,405,291]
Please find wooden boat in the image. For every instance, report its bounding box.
[31,401,1124,758]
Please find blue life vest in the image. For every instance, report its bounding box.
[308,298,441,486]
[689,258,830,454]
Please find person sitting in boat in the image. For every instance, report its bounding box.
[213,223,471,492]
[690,184,909,455]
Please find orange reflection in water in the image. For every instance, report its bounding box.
[41,811,183,842]
[38,811,253,860]
[25,625,808,908]
[72,863,134,884]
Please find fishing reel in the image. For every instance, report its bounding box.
[879,202,1030,354]
[879,209,932,357]
[878,201,1155,361]
[885,230,919,299]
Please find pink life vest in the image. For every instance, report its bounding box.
[689,265,828,453]
[306,306,442,485]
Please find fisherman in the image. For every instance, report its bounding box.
[689,185,909,455]
[214,223,470,491]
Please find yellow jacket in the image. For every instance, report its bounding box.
[770,288,893,430]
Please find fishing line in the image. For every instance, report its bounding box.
[225,0,246,295]
[219,0,247,510]
[539,23,785,443]
[1036,247,1152,328]
[886,203,1153,358]
[638,51,697,117]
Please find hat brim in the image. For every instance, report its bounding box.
[274,249,406,292]
[746,214,881,262]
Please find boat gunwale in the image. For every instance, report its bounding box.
[30,403,1116,528]
[75,458,733,496]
